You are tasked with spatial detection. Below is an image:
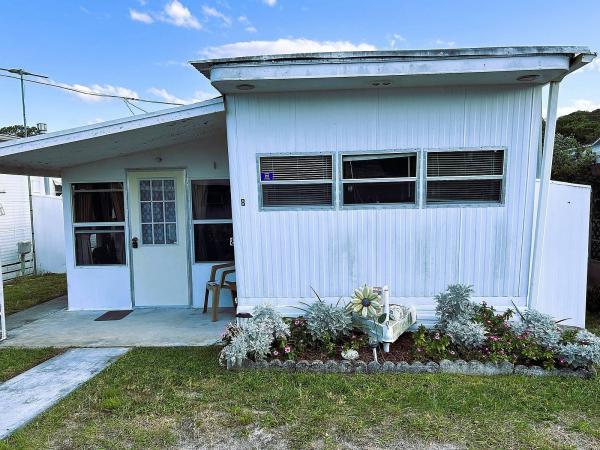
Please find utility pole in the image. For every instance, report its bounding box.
[0,67,48,276]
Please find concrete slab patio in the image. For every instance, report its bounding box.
[0,347,129,439]
[2,297,232,347]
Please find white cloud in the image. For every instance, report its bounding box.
[238,15,257,32]
[434,39,456,48]
[148,87,218,105]
[130,8,154,24]
[160,0,202,29]
[263,0,277,6]
[581,57,600,73]
[388,33,406,49]
[58,82,139,103]
[200,38,376,59]
[202,5,232,26]
[558,99,600,117]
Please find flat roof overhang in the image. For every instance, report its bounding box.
[191,46,596,94]
[0,98,225,176]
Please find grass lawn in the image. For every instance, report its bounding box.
[587,310,600,335]
[3,273,67,315]
[0,348,63,383]
[2,347,600,449]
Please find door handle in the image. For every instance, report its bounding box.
[132,237,139,249]
[229,237,234,246]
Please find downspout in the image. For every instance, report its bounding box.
[528,81,560,309]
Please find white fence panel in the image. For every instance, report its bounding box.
[32,195,66,274]
[535,181,590,327]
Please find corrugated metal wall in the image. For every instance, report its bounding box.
[226,85,542,313]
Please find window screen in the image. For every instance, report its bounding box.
[341,153,417,205]
[426,150,504,204]
[259,155,334,207]
[72,182,126,266]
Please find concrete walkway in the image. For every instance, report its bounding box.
[2,297,231,348]
[0,347,129,439]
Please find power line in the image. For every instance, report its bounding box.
[0,72,184,106]
[123,99,135,116]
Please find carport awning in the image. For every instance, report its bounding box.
[0,97,225,176]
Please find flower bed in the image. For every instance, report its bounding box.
[219,284,600,377]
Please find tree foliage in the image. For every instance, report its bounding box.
[0,125,42,138]
[556,109,600,145]
[551,133,595,186]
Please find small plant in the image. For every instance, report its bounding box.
[445,320,486,349]
[511,308,562,350]
[413,325,451,360]
[558,329,600,369]
[346,285,382,318]
[219,305,290,367]
[435,284,477,330]
[299,288,352,343]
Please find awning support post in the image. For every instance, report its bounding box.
[529,81,560,309]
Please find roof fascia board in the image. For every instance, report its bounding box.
[208,55,571,85]
[0,97,224,158]
[192,46,594,76]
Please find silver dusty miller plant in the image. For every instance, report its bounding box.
[559,330,600,369]
[219,304,289,368]
[435,284,478,328]
[301,288,352,343]
[511,308,562,349]
[444,319,486,349]
[435,284,485,349]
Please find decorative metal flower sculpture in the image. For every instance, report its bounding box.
[347,285,382,318]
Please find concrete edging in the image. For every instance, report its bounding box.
[230,358,596,378]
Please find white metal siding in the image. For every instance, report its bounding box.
[226,86,542,312]
[0,175,33,279]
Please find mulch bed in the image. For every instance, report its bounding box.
[273,333,416,363]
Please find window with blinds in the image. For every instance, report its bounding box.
[341,152,417,205]
[259,155,334,208]
[426,150,505,204]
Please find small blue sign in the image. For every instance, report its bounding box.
[260,172,265,181]
[269,172,274,180]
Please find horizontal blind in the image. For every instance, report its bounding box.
[427,179,502,203]
[427,150,504,177]
[260,155,332,181]
[262,184,332,207]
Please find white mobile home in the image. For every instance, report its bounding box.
[0,47,594,326]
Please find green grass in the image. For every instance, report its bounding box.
[587,310,600,335]
[3,347,600,449]
[0,348,63,383]
[3,273,67,315]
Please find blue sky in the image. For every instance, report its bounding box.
[1,0,599,132]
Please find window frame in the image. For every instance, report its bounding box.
[339,149,420,210]
[138,178,178,247]
[423,147,507,208]
[71,181,127,268]
[190,178,234,264]
[257,152,336,211]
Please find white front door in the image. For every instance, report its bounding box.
[128,170,190,306]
